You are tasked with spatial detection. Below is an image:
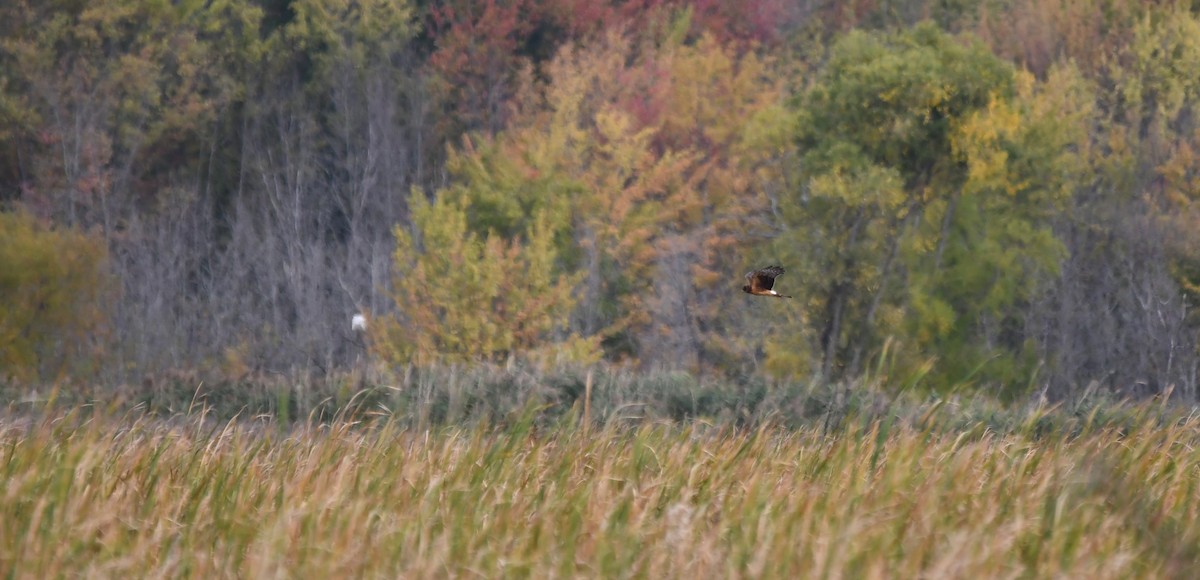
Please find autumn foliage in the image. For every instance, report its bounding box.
[387,29,786,371]
[0,210,111,382]
[378,188,582,365]
[3,0,1200,399]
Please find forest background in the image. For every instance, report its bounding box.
[4,0,1200,407]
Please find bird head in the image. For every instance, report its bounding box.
[741,284,751,294]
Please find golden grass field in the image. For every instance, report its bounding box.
[2,405,1199,578]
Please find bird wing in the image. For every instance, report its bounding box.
[754,266,785,291]
[745,269,765,293]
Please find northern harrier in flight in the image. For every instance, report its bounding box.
[743,266,791,298]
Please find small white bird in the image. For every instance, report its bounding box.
[351,313,367,332]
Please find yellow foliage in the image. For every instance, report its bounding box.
[377,190,580,367]
[392,29,788,368]
[764,339,813,379]
[0,209,112,382]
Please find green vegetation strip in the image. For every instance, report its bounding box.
[2,408,1199,578]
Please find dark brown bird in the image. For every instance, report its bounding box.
[743,266,791,298]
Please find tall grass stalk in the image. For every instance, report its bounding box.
[3,406,1200,577]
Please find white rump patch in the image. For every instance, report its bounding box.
[352,314,367,332]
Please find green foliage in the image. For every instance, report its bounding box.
[266,0,414,82]
[0,0,263,219]
[379,188,583,366]
[775,23,1083,393]
[0,210,111,382]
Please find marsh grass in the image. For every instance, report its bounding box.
[3,399,1200,578]
[10,363,1180,436]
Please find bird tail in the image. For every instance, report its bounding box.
[777,294,792,298]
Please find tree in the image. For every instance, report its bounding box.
[0,0,259,228]
[379,188,582,365]
[435,29,788,370]
[0,209,111,382]
[419,0,794,139]
[774,23,1079,392]
[1022,6,1200,399]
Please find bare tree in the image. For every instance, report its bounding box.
[1029,191,1198,400]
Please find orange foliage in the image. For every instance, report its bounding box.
[424,0,794,137]
[974,0,1139,78]
[445,29,788,369]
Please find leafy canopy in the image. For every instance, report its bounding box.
[378,188,583,366]
[773,23,1082,392]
